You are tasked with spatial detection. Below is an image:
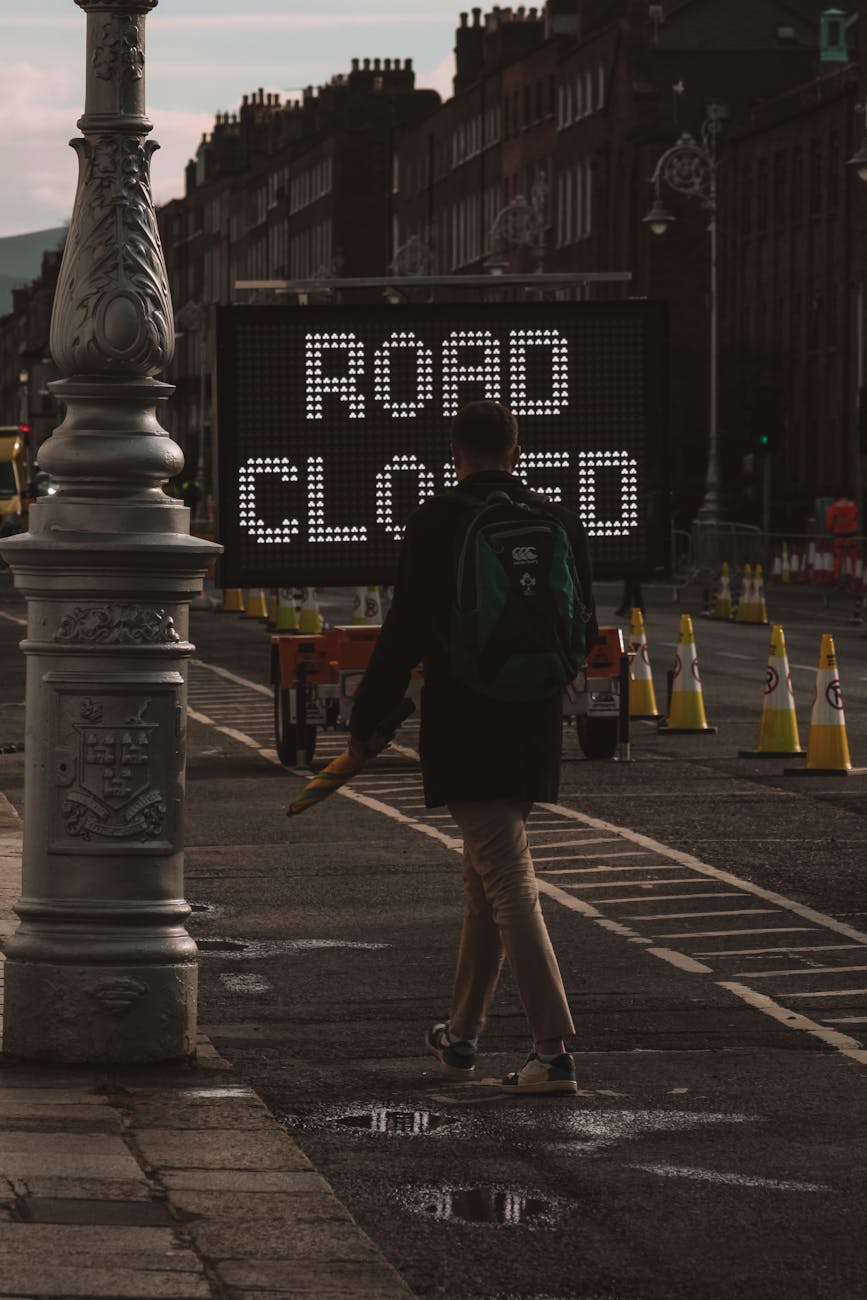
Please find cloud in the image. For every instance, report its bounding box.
[418,54,453,100]
[157,13,443,29]
[0,62,209,236]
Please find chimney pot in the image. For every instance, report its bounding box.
[364,57,371,69]
[352,57,359,70]
[374,57,381,70]
[384,57,392,70]
[473,6,482,23]
[242,94,249,105]
[460,10,468,24]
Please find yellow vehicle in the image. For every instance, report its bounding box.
[0,428,26,536]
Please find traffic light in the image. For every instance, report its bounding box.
[751,386,783,455]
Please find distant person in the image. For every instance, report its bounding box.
[349,400,597,1095]
[614,574,644,617]
[826,488,859,584]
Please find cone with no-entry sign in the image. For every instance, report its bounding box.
[275,587,299,632]
[628,609,659,719]
[786,634,866,774]
[351,587,367,625]
[364,586,383,625]
[739,624,804,758]
[658,614,717,734]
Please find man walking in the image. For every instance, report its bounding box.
[349,400,596,1094]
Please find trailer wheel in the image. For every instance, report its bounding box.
[273,684,317,766]
[577,716,619,760]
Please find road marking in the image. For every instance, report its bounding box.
[822,1015,867,1024]
[637,908,783,920]
[731,965,867,979]
[776,987,867,1000]
[693,943,867,957]
[192,657,273,697]
[538,864,687,876]
[789,662,817,672]
[630,1164,831,1192]
[582,891,746,905]
[719,982,867,1064]
[645,948,712,974]
[527,841,641,852]
[557,877,717,891]
[658,927,817,939]
[538,803,867,946]
[534,851,656,862]
[717,651,754,661]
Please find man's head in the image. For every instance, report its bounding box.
[450,400,520,480]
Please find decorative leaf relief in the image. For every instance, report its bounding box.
[54,605,180,645]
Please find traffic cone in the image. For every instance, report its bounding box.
[299,587,322,634]
[770,550,782,584]
[753,563,769,624]
[220,589,245,613]
[275,587,299,632]
[734,564,754,621]
[244,588,269,619]
[786,635,866,774]
[738,625,804,758]
[628,609,659,719]
[363,586,383,625]
[268,589,279,626]
[351,587,366,625]
[712,562,733,620]
[658,614,717,734]
[781,542,790,584]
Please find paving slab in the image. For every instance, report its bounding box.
[136,1128,315,1172]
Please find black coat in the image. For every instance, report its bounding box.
[349,469,597,807]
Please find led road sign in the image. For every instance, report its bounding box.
[215,301,668,586]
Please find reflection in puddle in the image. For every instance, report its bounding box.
[335,1108,453,1134]
[197,936,388,958]
[422,1187,550,1225]
[219,972,273,994]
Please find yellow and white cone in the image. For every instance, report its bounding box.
[299,587,322,634]
[781,542,790,584]
[734,564,755,622]
[221,589,245,614]
[628,609,659,719]
[351,587,367,625]
[658,614,716,734]
[275,587,299,633]
[712,562,733,620]
[244,588,269,619]
[739,625,803,758]
[268,589,279,626]
[363,586,383,625]
[753,563,769,624]
[787,634,864,774]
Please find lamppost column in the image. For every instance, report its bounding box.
[0,0,220,1063]
[698,201,722,522]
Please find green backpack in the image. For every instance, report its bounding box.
[446,489,591,702]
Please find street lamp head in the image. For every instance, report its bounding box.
[848,136,867,183]
[642,196,676,236]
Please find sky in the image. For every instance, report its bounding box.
[0,0,456,239]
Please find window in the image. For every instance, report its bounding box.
[548,74,556,116]
[584,71,593,115]
[597,64,605,111]
[772,152,786,228]
[809,138,822,215]
[828,131,840,212]
[756,158,768,232]
[740,164,753,236]
[503,95,511,138]
[575,164,584,241]
[791,144,803,222]
[535,79,543,121]
[584,160,592,236]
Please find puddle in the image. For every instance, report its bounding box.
[196,936,388,958]
[416,1185,554,1225]
[177,1085,256,1099]
[219,972,273,995]
[502,1107,758,1156]
[189,902,229,917]
[334,1107,454,1134]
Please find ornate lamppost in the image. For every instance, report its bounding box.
[0,0,219,1062]
[643,103,726,524]
[485,175,548,275]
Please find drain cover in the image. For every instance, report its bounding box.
[336,1107,453,1134]
[15,1198,175,1226]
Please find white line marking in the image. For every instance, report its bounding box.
[658,927,816,940]
[557,877,718,891]
[732,965,867,979]
[636,908,783,921]
[538,864,687,876]
[526,841,638,852]
[585,892,747,905]
[538,802,867,946]
[822,1015,867,1024]
[717,651,754,661]
[645,948,712,974]
[718,981,867,1064]
[534,850,656,862]
[630,1163,831,1192]
[789,662,818,672]
[693,943,867,957]
[192,658,273,697]
[774,987,867,1000]
[187,707,275,757]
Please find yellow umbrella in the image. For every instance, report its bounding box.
[287,698,414,817]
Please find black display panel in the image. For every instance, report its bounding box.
[214,301,669,586]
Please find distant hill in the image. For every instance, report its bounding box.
[0,227,66,316]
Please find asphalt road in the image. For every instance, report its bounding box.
[2,576,867,1298]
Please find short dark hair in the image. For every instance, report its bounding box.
[450,400,518,466]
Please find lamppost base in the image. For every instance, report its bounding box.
[2,958,197,1064]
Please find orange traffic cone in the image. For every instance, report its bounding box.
[658,614,717,734]
[712,562,733,620]
[628,609,659,719]
[786,634,865,775]
[738,625,804,758]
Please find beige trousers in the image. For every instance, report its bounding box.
[446,799,575,1044]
